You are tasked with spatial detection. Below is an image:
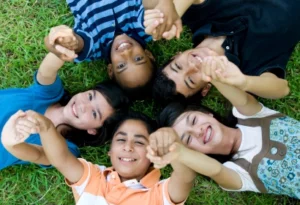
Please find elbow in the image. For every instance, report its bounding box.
[208,164,223,178]
[282,80,290,97]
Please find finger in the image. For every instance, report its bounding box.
[157,135,165,156]
[146,146,156,156]
[149,134,158,153]
[144,9,163,15]
[144,12,163,22]
[10,110,26,120]
[15,128,31,139]
[144,17,163,28]
[175,21,183,39]
[144,20,160,36]
[17,118,37,128]
[16,124,35,134]
[49,30,73,45]
[55,45,77,58]
[162,25,177,40]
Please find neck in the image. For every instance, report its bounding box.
[222,126,242,154]
[44,103,66,127]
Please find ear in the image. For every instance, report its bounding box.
[107,64,114,79]
[208,113,214,117]
[145,49,155,61]
[107,151,111,156]
[201,83,212,97]
[87,129,97,135]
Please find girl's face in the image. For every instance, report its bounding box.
[172,111,226,154]
[63,90,114,131]
[109,119,151,182]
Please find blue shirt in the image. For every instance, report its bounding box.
[67,0,152,62]
[0,73,80,170]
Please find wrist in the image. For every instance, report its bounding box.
[239,75,249,91]
[75,33,84,53]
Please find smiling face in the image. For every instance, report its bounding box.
[172,111,228,154]
[109,119,151,182]
[109,34,154,89]
[163,47,218,97]
[63,90,114,131]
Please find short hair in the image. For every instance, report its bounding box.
[152,60,185,104]
[58,80,130,147]
[157,101,237,163]
[106,110,157,141]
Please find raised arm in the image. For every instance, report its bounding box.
[147,128,196,203]
[25,111,84,184]
[1,110,50,165]
[202,56,262,116]
[37,52,65,85]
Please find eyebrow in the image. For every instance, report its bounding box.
[186,114,190,125]
[134,134,148,141]
[94,90,102,120]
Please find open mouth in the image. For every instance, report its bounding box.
[203,126,213,144]
[119,157,136,162]
[116,41,132,52]
[72,103,78,118]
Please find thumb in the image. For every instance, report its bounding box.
[11,110,26,120]
[55,45,76,58]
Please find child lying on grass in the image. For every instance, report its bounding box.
[6,110,196,204]
[155,56,300,199]
[0,52,128,170]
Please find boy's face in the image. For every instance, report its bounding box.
[109,119,151,182]
[109,34,154,88]
[163,47,218,97]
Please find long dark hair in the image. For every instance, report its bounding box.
[157,101,237,163]
[58,80,130,147]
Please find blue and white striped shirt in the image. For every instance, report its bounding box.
[67,0,152,62]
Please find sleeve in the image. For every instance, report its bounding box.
[66,159,104,197]
[232,103,279,119]
[158,178,185,205]
[222,162,260,192]
[30,71,64,100]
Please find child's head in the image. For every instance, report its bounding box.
[108,34,156,98]
[58,81,129,146]
[108,111,156,182]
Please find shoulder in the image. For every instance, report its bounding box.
[233,103,279,119]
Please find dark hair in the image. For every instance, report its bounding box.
[105,110,157,141]
[58,80,130,147]
[116,59,157,100]
[157,101,237,163]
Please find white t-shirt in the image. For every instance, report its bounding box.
[221,104,279,192]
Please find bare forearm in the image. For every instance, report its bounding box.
[212,80,261,116]
[243,73,290,99]
[178,146,223,178]
[173,0,195,17]
[168,160,196,203]
[39,127,72,167]
[37,52,64,85]
[4,143,49,165]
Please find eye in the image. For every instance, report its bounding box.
[88,93,92,101]
[175,63,182,70]
[192,116,196,125]
[117,138,126,142]
[92,110,97,119]
[117,62,126,69]
[135,56,144,62]
[135,141,144,146]
[187,135,191,145]
[189,77,195,84]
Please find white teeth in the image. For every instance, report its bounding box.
[118,43,130,50]
[120,158,135,162]
[205,127,212,143]
[72,104,78,117]
[195,55,203,62]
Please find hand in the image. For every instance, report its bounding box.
[147,142,183,169]
[144,9,164,37]
[202,56,247,88]
[25,110,55,134]
[44,25,79,61]
[153,0,182,40]
[149,127,179,157]
[1,110,34,147]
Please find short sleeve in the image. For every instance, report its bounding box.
[159,178,185,205]
[232,103,279,119]
[222,161,260,192]
[31,71,64,100]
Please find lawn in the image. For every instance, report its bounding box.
[0,1,299,205]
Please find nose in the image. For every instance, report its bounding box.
[123,141,134,152]
[79,103,88,113]
[120,47,132,56]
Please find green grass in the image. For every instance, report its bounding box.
[0,1,299,204]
